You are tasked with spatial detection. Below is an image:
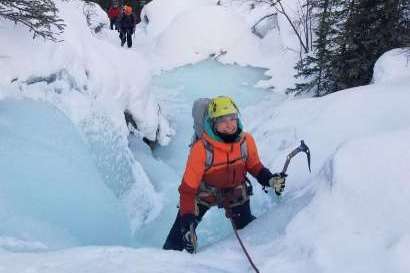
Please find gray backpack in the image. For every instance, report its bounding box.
[190,98,212,146]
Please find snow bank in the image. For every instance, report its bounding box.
[242,53,410,272]
[153,5,262,69]
[141,0,216,38]
[0,246,244,273]
[372,48,410,84]
[220,0,302,52]
[260,129,410,273]
[247,56,410,188]
[0,0,172,145]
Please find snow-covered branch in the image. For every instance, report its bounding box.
[0,0,65,42]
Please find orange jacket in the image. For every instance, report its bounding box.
[178,132,264,215]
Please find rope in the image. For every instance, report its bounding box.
[221,192,261,273]
[229,218,261,273]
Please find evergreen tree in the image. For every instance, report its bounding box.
[331,0,410,89]
[289,0,409,96]
[398,0,410,46]
[288,0,347,96]
[0,0,65,42]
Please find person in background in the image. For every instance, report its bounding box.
[107,4,122,30]
[117,5,137,48]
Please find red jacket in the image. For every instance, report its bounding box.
[108,7,121,19]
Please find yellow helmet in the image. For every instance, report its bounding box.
[208,96,239,119]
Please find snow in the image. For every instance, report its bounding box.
[0,0,165,245]
[1,0,172,197]
[0,0,409,272]
[140,0,298,91]
[141,0,216,38]
[0,0,173,145]
[153,5,262,69]
[372,48,410,84]
[262,128,410,273]
[244,53,410,273]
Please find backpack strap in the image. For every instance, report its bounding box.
[240,135,248,162]
[202,135,248,171]
[202,139,214,171]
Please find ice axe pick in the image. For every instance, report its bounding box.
[281,140,311,175]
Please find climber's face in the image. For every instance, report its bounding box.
[214,114,238,135]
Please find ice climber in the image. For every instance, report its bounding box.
[163,96,287,253]
[107,4,121,30]
[118,5,136,48]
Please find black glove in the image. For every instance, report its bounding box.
[269,173,287,196]
[180,214,197,254]
[256,167,274,187]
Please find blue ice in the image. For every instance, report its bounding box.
[0,98,131,251]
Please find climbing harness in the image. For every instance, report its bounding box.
[196,179,252,209]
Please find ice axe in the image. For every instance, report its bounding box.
[281,140,311,175]
[270,140,310,199]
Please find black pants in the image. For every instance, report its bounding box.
[110,19,117,30]
[163,200,256,251]
[119,28,133,48]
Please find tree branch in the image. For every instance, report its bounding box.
[0,0,65,42]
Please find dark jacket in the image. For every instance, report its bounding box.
[118,13,136,30]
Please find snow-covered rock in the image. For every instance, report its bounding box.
[372,48,410,84]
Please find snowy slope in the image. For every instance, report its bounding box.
[0,0,409,272]
[244,49,410,273]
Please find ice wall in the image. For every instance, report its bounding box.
[0,98,131,251]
